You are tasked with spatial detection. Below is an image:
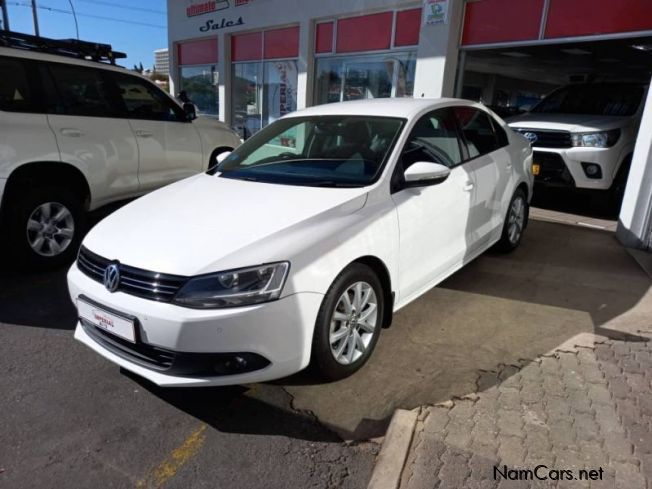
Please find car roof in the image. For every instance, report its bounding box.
[286,97,479,120]
[0,45,132,76]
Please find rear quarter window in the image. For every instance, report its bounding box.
[0,57,34,113]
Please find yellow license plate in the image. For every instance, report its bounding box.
[532,164,540,176]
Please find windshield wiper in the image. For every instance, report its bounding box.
[302,181,363,188]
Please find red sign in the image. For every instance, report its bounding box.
[186,0,252,17]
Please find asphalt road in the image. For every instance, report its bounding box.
[0,266,378,489]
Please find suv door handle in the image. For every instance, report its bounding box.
[60,128,83,137]
[135,130,153,138]
[463,182,475,191]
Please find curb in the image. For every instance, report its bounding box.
[367,409,419,489]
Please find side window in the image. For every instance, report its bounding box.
[113,74,184,122]
[400,109,462,170]
[454,107,500,158]
[490,116,509,148]
[47,64,119,117]
[0,57,34,113]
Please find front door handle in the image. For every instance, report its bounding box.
[60,128,83,137]
[463,182,475,191]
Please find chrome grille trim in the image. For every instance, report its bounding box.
[77,246,188,302]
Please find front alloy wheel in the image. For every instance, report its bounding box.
[312,263,384,381]
[329,281,378,365]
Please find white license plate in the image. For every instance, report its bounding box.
[78,298,136,343]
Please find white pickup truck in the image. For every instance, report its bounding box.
[508,82,646,201]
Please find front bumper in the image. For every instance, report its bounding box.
[68,263,324,387]
[532,147,624,190]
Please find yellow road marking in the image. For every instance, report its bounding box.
[137,424,207,489]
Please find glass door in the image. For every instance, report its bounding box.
[179,65,219,117]
[232,62,263,138]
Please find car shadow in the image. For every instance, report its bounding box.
[531,185,621,219]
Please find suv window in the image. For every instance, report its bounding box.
[400,108,462,169]
[47,63,119,117]
[454,107,500,158]
[0,57,34,113]
[113,73,184,122]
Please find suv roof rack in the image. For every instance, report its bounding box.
[0,30,126,65]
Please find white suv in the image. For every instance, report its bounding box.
[0,33,241,268]
[508,83,646,200]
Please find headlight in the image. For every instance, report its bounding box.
[571,130,620,148]
[173,262,290,309]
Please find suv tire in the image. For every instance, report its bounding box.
[4,186,86,270]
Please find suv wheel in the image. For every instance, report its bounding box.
[311,263,384,381]
[5,186,86,270]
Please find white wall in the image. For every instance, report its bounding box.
[167,0,461,124]
[618,79,652,251]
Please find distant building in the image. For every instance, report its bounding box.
[154,48,169,75]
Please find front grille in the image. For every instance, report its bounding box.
[533,151,575,187]
[515,128,572,148]
[77,246,188,302]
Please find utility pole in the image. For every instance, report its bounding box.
[31,0,40,36]
[1,0,10,31]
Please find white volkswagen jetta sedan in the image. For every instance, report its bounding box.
[68,98,533,387]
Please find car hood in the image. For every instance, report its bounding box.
[507,112,631,132]
[82,173,369,276]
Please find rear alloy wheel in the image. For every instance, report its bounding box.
[4,186,86,270]
[495,188,528,252]
[312,264,384,381]
[26,202,75,257]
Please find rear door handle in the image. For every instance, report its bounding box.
[135,130,153,138]
[506,163,513,171]
[463,182,475,191]
[60,128,83,137]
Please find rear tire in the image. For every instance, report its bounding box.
[311,264,384,381]
[495,188,528,253]
[3,186,86,270]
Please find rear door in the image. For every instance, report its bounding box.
[43,62,140,206]
[110,73,203,191]
[0,56,59,174]
[453,106,504,248]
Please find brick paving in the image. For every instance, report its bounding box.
[400,333,652,489]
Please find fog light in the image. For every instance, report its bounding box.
[213,353,270,375]
[581,163,602,179]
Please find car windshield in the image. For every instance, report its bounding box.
[532,84,644,116]
[212,115,406,187]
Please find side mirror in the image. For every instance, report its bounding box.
[183,102,197,121]
[216,151,232,164]
[404,162,451,187]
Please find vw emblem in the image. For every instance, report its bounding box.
[103,263,121,293]
[522,132,538,144]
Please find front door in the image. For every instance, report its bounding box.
[111,72,203,192]
[391,108,476,302]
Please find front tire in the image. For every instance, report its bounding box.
[495,188,528,253]
[4,186,86,270]
[311,264,384,381]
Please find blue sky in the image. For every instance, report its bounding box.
[5,0,167,68]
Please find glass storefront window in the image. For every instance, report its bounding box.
[314,52,417,106]
[232,60,298,138]
[179,65,219,117]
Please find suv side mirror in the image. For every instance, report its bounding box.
[183,102,197,121]
[404,162,451,187]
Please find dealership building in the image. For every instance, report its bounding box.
[167,0,652,251]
